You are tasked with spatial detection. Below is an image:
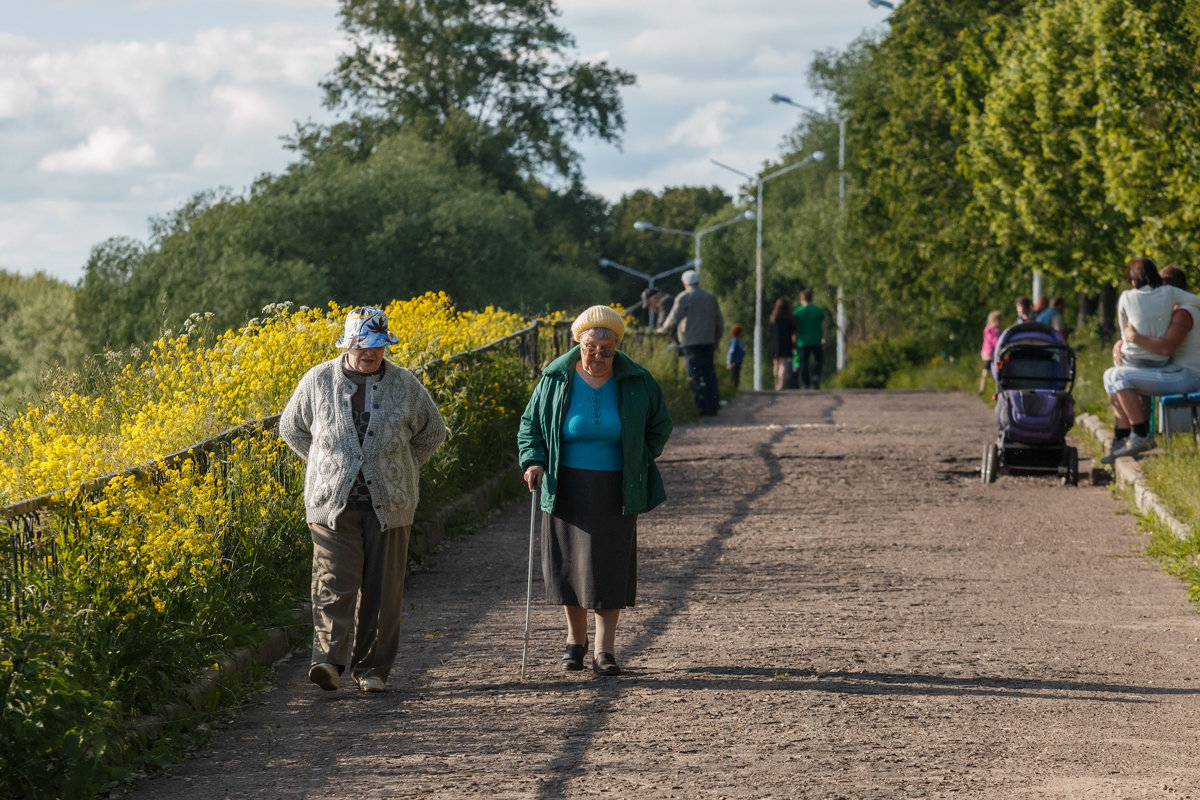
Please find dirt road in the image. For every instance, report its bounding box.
[120,390,1200,799]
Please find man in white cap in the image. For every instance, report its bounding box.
[656,269,724,416]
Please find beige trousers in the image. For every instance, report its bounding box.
[309,508,410,682]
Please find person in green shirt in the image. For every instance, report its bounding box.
[792,289,828,389]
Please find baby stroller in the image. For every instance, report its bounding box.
[981,321,1078,485]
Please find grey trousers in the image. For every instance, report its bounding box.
[309,508,410,682]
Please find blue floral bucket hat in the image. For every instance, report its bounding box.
[336,306,400,349]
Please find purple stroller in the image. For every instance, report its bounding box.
[981,321,1078,485]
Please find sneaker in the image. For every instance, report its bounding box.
[1100,437,1128,465]
[309,662,339,691]
[358,674,386,693]
[1110,432,1155,461]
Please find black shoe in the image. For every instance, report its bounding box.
[592,652,621,676]
[562,639,587,671]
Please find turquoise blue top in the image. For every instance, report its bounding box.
[560,371,623,470]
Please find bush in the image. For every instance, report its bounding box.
[832,334,925,389]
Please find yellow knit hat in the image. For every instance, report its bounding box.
[571,305,625,344]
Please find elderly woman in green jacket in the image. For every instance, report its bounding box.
[518,305,673,676]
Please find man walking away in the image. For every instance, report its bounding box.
[658,270,724,416]
[793,289,827,390]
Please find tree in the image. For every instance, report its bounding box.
[0,271,85,408]
[76,132,612,350]
[76,237,155,351]
[318,0,635,185]
[960,0,1131,292]
[603,187,733,307]
[796,0,1032,350]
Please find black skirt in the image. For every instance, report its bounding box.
[543,466,637,609]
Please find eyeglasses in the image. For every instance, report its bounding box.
[581,345,617,358]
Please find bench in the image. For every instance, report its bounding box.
[1156,392,1200,439]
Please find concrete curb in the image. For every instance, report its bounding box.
[1076,413,1192,540]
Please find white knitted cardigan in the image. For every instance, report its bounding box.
[279,356,447,530]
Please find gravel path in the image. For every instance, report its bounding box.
[119,390,1200,799]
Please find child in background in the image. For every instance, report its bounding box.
[979,310,1002,394]
[726,324,746,389]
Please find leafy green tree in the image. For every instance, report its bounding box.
[76,133,610,349]
[960,0,1130,293]
[0,271,85,409]
[76,237,155,351]
[796,0,1031,351]
[603,187,733,306]
[1090,0,1200,263]
[318,0,635,184]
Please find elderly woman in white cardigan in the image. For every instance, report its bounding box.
[280,306,446,693]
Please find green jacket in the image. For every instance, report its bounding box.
[518,347,673,515]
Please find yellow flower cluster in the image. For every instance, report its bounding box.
[0,293,530,610]
[0,293,527,503]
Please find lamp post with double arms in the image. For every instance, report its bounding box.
[598,258,700,328]
[633,209,755,275]
[770,93,849,372]
[711,150,826,390]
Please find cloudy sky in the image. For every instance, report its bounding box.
[0,0,892,284]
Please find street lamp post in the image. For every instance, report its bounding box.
[598,257,700,328]
[711,151,826,391]
[633,209,755,275]
[867,0,895,9]
[770,93,849,372]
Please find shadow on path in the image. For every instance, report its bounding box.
[531,423,793,799]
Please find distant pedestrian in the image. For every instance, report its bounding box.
[792,289,827,389]
[979,310,1002,394]
[768,297,795,390]
[1036,296,1068,339]
[726,324,746,389]
[657,270,724,415]
[518,306,673,676]
[1014,296,1033,323]
[280,306,447,694]
[638,287,673,329]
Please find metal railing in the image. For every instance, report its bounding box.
[0,321,549,624]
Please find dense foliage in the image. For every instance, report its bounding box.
[0,271,85,410]
[0,295,538,798]
[698,0,1200,369]
[318,0,635,185]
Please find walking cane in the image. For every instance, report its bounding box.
[521,485,538,681]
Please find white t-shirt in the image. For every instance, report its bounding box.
[1118,285,1200,365]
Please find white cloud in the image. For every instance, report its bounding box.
[668,100,744,149]
[0,76,37,119]
[39,126,158,174]
[3,0,883,282]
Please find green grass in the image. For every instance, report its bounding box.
[1139,437,1200,536]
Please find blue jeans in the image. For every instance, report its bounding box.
[1102,364,1200,396]
[682,344,720,415]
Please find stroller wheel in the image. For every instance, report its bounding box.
[981,442,999,484]
[1061,446,1079,486]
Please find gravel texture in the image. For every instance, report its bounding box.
[117,390,1200,800]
